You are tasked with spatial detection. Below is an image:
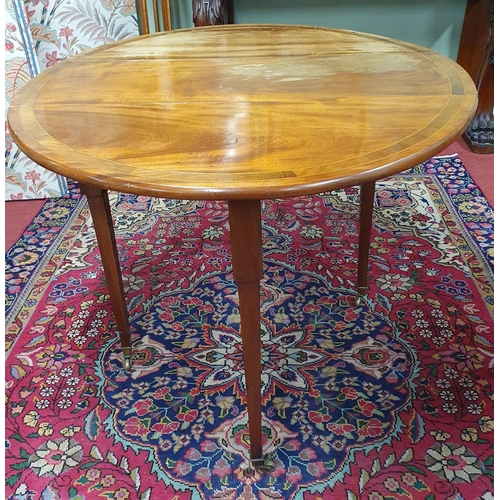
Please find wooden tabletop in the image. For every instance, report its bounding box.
[8,25,477,200]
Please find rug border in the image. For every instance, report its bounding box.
[6,197,88,354]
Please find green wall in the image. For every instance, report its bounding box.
[169,0,467,60]
[170,0,194,31]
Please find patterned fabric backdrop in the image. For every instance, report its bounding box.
[5,0,139,200]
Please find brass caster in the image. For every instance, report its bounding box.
[122,348,133,372]
[250,458,275,474]
[355,286,367,306]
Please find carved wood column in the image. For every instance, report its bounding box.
[192,0,233,27]
[457,0,494,153]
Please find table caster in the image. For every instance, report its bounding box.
[355,286,367,306]
[248,457,275,474]
[122,347,133,372]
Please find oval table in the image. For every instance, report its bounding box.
[8,25,477,469]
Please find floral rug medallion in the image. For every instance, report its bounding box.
[94,268,416,494]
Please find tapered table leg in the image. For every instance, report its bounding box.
[228,199,269,468]
[80,183,132,370]
[356,181,376,305]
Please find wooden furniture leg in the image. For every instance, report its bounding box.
[228,200,273,472]
[456,0,493,153]
[356,181,376,306]
[80,183,132,370]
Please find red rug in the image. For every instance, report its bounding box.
[5,155,493,499]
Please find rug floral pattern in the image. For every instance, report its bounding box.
[5,156,493,499]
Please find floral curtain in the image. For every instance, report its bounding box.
[5,0,139,200]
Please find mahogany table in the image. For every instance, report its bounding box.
[8,25,476,469]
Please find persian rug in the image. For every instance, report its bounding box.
[5,155,494,500]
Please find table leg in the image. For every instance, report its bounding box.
[356,181,376,306]
[80,183,132,370]
[228,200,271,469]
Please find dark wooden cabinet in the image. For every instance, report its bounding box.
[192,0,233,26]
[457,0,494,153]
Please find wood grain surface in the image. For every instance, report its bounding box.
[8,24,477,200]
